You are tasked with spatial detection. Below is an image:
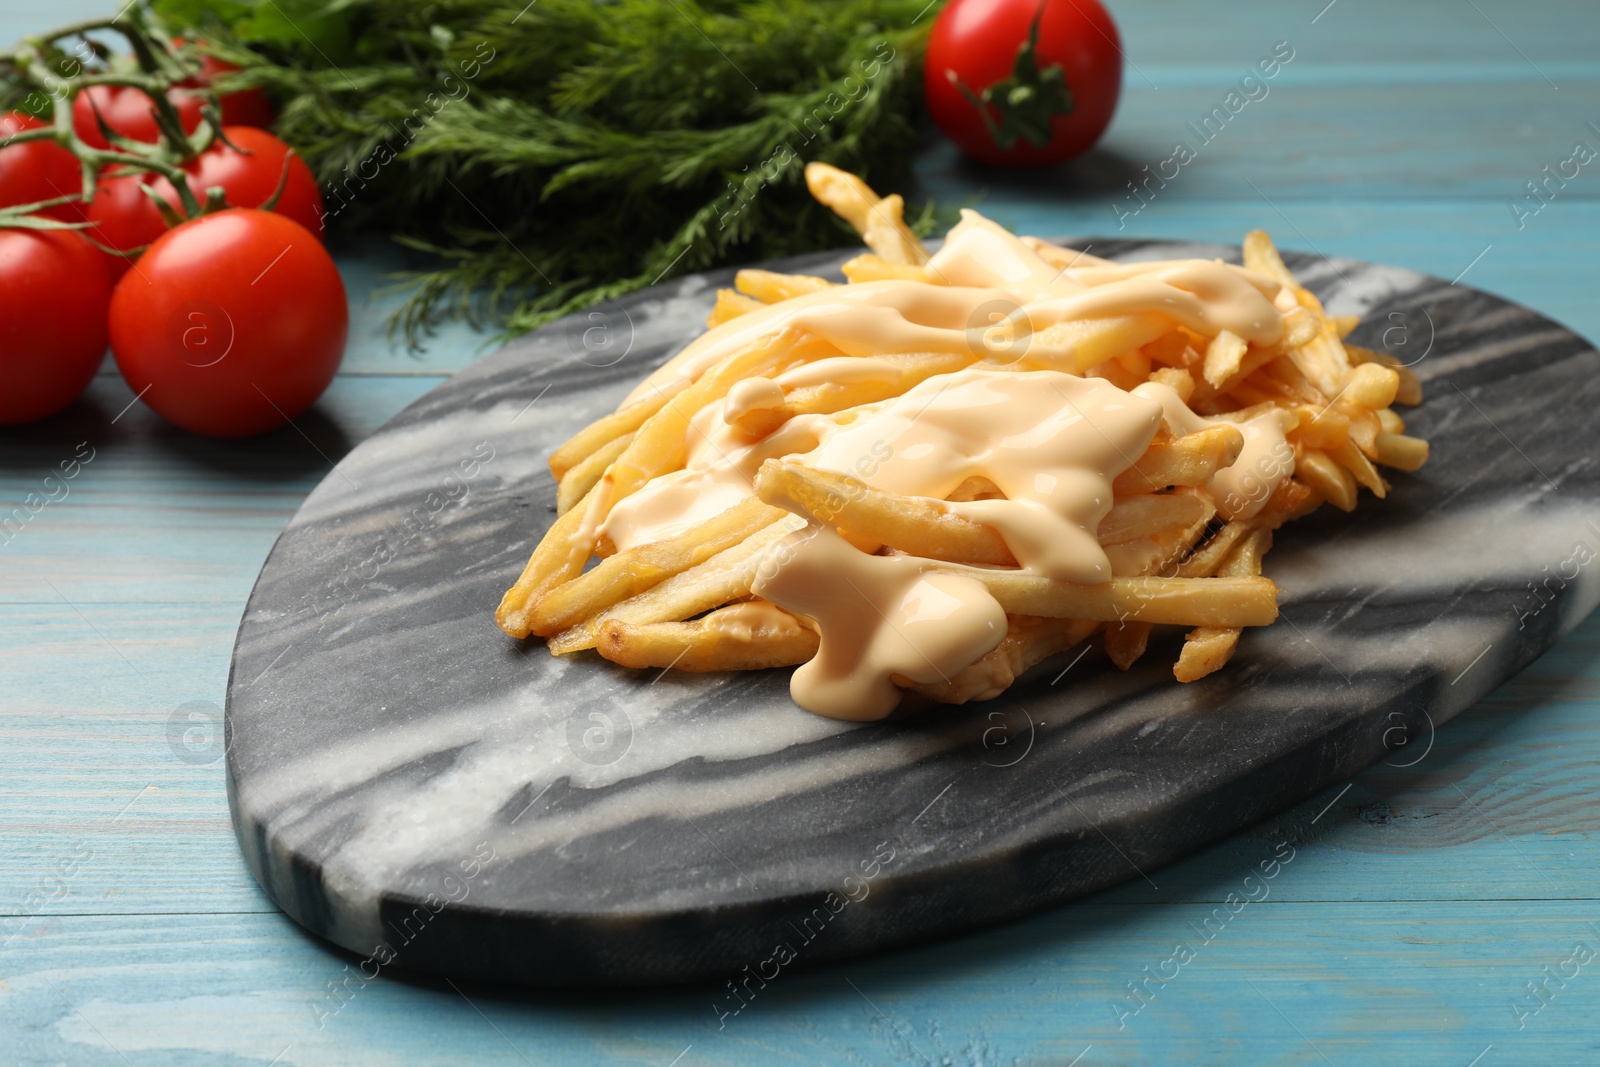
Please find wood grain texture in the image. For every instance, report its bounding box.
[3,0,1599,1061]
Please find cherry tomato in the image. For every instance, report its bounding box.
[84,171,168,281]
[73,84,204,150]
[86,127,324,280]
[108,209,347,438]
[0,228,112,424]
[925,0,1123,167]
[188,52,276,128]
[0,113,86,222]
[175,127,323,239]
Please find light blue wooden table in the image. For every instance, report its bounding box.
[4,1,1598,1063]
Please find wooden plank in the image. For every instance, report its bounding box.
[2,902,1595,1066]
[0,376,444,605]
[1022,79,1600,202]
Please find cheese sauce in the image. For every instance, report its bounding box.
[595,210,1298,719]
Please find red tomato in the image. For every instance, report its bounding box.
[85,171,168,281]
[925,0,1123,167]
[175,127,324,239]
[86,127,324,280]
[0,113,86,222]
[0,229,112,424]
[189,53,276,128]
[73,84,204,150]
[108,209,347,438]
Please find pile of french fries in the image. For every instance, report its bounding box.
[496,163,1428,711]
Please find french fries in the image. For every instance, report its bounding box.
[497,169,1428,717]
[597,604,819,671]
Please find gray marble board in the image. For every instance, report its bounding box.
[226,240,1600,985]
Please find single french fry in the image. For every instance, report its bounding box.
[1375,432,1429,471]
[551,516,805,653]
[1030,313,1171,375]
[1104,620,1151,671]
[1019,236,1116,270]
[1332,437,1386,497]
[956,571,1279,628]
[1342,361,1400,410]
[1148,366,1195,401]
[735,269,833,303]
[1174,528,1272,682]
[911,617,1101,704]
[1203,330,1248,389]
[708,288,763,326]
[1347,344,1423,406]
[557,431,632,515]
[805,162,929,265]
[528,496,786,637]
[1113,425,1245,495]
[1104,539,1164,576]
[1281,306,1319,350]
[497,481,602,638]
[755,460,1016,566]
[1242,229,1297,291]
[1296,450,1358,512]
[596,604,818,672]
[840,254,930,284]
[1097,492,1213,545]
[1173,626,1241,682]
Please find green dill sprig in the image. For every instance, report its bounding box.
[147,0,945,343]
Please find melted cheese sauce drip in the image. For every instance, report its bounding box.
[593,209,1299,719]
[754,527,1008,721]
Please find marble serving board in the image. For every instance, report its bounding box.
[227,240,1600,985]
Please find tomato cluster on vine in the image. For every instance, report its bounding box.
[0,10,346,437]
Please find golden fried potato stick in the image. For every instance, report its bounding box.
[735,269,833,303]
[911,617,1101,704]
[1295,450,1358,512]
[708,288,763,326]
[596,603,818,672]
[840,254,931,284]
[497,480,603,638]
[528,496,787,637]
[1174,527,1273,682]
[550,516,806,654]
[804,162,930,266]
[755,459,1015,565]
[954,571,1279,628]
[557,431,632,515]
[1202,330,1248,389]
[1031,313,1172,375]
[1112,425,1245,495]
[1097,493,1214,546]
[1331,437,1387,497]
[1017,236,1116,271]
[1375,432,1429,471]
[1346,344,1422,406]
